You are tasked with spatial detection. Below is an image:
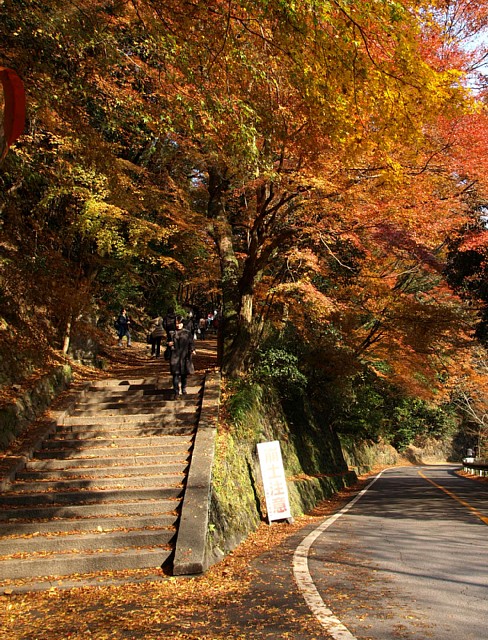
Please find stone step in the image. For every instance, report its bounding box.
[81,382,202,394]
[19,461,188,480]
[0,513,177,537]
[41,435,191,450]
[0,527,174,556]
[0,547,173,581]
[54,424,196,437]
[7,473,184,492]
[89,379,163,388]
[78,390,201,404]
[33,443,192,459]
[67,403,198,416]
[0,498,179,522]
[0,365,212,584]
[87,376,204,389]
[0,485,182,507]
[62,414,196,426]
[75,400,173,413]
[82,388,170,399]
[69,405,175,416]
[77,395,201,409]
[78,387,202,401]
[24,455,189,471]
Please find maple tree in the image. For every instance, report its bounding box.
[164,0,487,384]
[1,0,488,446]
[0,0,214,369]
[450,343,488,456]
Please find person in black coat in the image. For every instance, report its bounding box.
[116,308,131,347]
[163,307,177,340]
[168,316,195,397]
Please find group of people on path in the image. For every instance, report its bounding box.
[115,306,198,398]
[148,307,195,397]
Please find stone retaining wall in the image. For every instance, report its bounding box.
[205,382,357,567]
[0,364,72,449]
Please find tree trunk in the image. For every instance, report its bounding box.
[207,165,241,372]
[206,165,262,377]
[222,290,255,376]
[62,315,72,354]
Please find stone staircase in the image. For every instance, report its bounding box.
[0,373,207,587]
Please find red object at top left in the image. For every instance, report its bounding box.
[0,66,25,161]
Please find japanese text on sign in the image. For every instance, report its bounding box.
[257,440,292,522]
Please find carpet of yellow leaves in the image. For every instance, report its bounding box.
[0,516,328,639]
[0,483,371,640]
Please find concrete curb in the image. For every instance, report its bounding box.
[173,370,221,575]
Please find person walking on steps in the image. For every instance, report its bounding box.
[116,308,131,347]
[168,315,195,398]
[163,306,177,340]
[149,315,165,357]
[198,316,207,340]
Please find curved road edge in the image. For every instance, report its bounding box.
[292,468,391,640]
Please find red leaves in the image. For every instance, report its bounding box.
[458,229,488,254]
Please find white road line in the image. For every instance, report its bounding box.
[292,469,389,640]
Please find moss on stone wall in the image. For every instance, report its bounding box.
[206,380,357,563]
[207,430,263,563]
[0,365,72,449]
[340,436,400,474]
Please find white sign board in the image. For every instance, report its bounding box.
[257,440,292,522]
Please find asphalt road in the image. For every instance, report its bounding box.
[301,466,488,640]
